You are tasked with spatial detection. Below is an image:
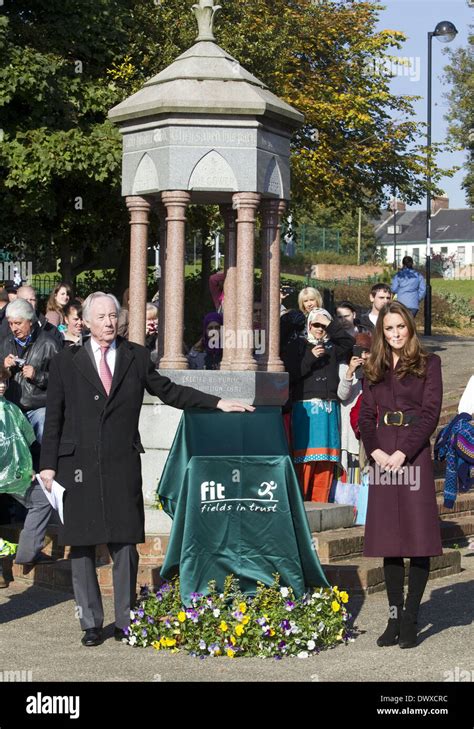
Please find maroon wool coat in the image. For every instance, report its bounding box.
[359,353,443,557]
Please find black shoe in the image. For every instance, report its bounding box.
[376,619,401,647]
[114,626,127,642]
[81,628,103,647]
[399,611,418,649]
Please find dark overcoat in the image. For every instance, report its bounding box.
[359,353,443,557]
[40,337,219,546]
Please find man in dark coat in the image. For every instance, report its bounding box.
[39,292,252,646]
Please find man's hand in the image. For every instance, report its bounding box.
[39,469,56,493]
[22,365,35,380]
[3,354,16,368]
[371,448,390,470]
[216,400,255,413]
[384,450,406,472]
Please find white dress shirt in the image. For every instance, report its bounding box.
[90,337,117,376]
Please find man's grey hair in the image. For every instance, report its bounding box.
[5,298,37,323]
[82,292,121,321]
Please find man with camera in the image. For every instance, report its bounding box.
[0,298,62,565]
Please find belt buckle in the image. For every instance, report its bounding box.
[384,410,404,426]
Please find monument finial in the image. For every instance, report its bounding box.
[192,0,222,42]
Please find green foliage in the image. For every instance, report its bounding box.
[0,0,454,281]
[443,28,474,206]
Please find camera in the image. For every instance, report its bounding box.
[14,357,26,368]
[353,345,368,358]
[280,285,295,295]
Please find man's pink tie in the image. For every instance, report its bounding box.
[99,345,113,395]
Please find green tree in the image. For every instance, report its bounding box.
[0,0,452,287]
[443,28,474,206]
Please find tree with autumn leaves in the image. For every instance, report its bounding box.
[0,0,448,282]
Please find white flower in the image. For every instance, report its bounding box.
[297,651,309,659]
[307,640,316,651]
[129,636,137,646]
[295,638,301,645]
[318,621,325,632]
[316,604,322,612]
[280,587,289,598]
[130,611,135,619]
[213,609,220,618]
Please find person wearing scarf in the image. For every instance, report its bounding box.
[187,312,223,370]
[282,307,355,502]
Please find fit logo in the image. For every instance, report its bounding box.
[200,481,225,502]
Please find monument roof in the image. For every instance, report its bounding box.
[109,40,303,127]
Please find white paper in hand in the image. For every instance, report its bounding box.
[37,475,65,524]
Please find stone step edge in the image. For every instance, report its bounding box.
[313,516,474,563]
[322,550,462,594]
[5,549,461,598]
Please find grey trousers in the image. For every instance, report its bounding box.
[70,543,139,631]
[14,482,59,564]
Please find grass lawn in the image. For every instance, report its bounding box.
[431,279,474,300]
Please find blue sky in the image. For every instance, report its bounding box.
[376,0,472,209]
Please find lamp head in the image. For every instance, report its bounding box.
[433,20,458,43]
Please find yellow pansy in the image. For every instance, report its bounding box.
[235,624,244,636]
[177,611,186,623]
[242,615,250,625]
[239,603,247,614]
[152,641,161,651]
[331,601,341,613]
[227,649,235,658]
[337,628,344,641]
[339,591,349,603]
[219,621,228,632]
[230,635,236,645]
[269,628,275,637]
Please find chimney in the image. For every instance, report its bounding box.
[432,195,449,214]
[389,198,406,213]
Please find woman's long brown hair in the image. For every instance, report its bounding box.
[364,301,428,383]
[46,282,73,316]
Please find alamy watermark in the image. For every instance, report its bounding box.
[0,261,33,283]
[0,670,33,681]
[364,56,421,83]
[367,463,421,491]
[207,326,266,355]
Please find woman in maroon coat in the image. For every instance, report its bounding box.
[359,302,442,649]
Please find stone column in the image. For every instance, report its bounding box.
[159,191,191,370]
[231,192,261,371]
[126,196,152,345]
[219,204,237,370]
[261,199,287,372]
[156,202,167,365]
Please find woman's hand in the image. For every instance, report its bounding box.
[371,448,390,469]
[311,344,326,359]
[384,450,407,472]
[217,400,255,413]
[347,356,363,378]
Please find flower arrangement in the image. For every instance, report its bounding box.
[124,574,355,659]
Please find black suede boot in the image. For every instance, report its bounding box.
[399,557,430,649]
[377,557,405,647]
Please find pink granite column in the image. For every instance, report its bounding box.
[126,196,151,345]
[231,192,261,371]
[156,202,167,365]
[219,204,237,369]
[261,199,287,372]
[159,191,191,370]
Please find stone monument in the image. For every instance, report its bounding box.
[108,0,304,528]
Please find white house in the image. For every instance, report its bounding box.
[375,196,474,277]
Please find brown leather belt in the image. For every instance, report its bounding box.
[383,411,418,427]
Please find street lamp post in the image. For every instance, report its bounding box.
[425,20,458,336]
